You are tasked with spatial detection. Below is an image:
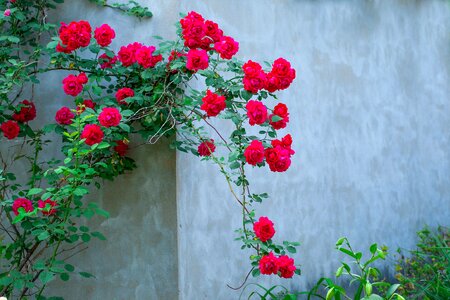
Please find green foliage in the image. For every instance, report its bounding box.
[88,0,153,18]
[0,0,299,299]
[395,226,450,300]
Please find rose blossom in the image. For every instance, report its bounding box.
[80,124,104,146]
[115,87,134,105]
[4,9,11,17]
[269,103,289,130]
[277,255,296,278]
[98,107,122,127]
[12,198,33,216]
[265,58,296,92]
[214,36,239,60]
[57,20,92,53]
[55,107,75,125]
[245,100,268,126]
[253,216,275,242]
[114,140,128,156]
[135,45,163,68]
[118,42,142,67]
[186,49,209,71]
[200,90,226,117]
[1,120,20,140]
[94,24,115,47]
[198,139,215,157]
[244,140,265,166]
[62,73,88,96]
[38,199,57,216]
[12,100,36,123]
[264,134,295,172]
[259,252,279,275]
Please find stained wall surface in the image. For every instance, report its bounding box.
[25,0,450,299]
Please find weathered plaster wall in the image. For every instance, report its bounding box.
[23,0,450,299]
[176,0,450,299]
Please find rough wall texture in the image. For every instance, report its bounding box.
[20,0,450,299]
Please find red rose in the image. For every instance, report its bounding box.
[99,53,117,69]
[114,140,128,156]
[180,11,205,49]
[200,90,226,117]
[115,87,134,105]
[38,199,57,216]
[12,198,33,216]
[1,120,20,140]
[243,60,263,77]
[55,106,75,125]
[80,124,104,146]
[202,20,223,49]
[269,103,289,130]
[186,49,209,71]
[198,139,215,157]
[57,20,92,53]
[214,36,239,60]
[77,99,96,114]
[245,100,268,126]
[94,24,115,47]
[259,252,279,275]
[98,107,122,127]
[12,100,36,123]
[277,255,296,278]
[243,72,267,94]
[271,134,295,156]
[118,42,142,67]
[253,216,275,242]
[265,134,295,172]
[136,45,162,68]
[265,58,296,91]
[244,140,265,166]
[62,73,87,96]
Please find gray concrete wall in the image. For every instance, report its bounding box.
[9,0,450,299]
[176,0,450,299]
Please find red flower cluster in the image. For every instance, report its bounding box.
[94,24,115,47]
[180,11,239,71]
[265,134,295,172]
[253,216,275,242]
[115,87,134,105]
[243,58,296,94]
[98,107,122,127]
[38,199,57,216]
[55,106,75,125]
[259,252,296,278]
[269,103,289,130]
[56,20,92,53]
[198,139,215,157]
[1,120,20,140]
[243,61,267,94]
[118,42,162,68]
[246,100,268,126]
[12,100,36,123]
[180,11,222,50]
[62,73,88,97]
[200,90,226,117]
[81,124,104,146]
[114,140,128,156]
[12,198,33,216]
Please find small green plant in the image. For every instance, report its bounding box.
[395,226,450,300]
[307,237,403,300]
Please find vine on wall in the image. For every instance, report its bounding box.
[0,0,300,298]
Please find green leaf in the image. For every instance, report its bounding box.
[64,264,75,272]
[79,272,95,278]
[81,233,91,243]
[73,186,89,196]
[39,271,54,284]
[38,231,50,241]
[91,231,106,241]
[27,188,43,196]
[60,273,70,281]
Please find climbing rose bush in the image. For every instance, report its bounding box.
[0,2,300,297]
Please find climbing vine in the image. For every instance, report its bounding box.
[0,1,299,298]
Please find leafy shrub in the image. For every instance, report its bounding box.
[395,226,450,300]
